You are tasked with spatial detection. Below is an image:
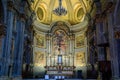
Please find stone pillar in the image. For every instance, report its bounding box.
[108,13,120,79]
[71,34,75,54]
[84,36,87,79]
[69,37,72,54]
[12,1,26,78]
[12,15,25,79]
[46,33,51,54]
[17,17,25,77]
[12,18,21,77]
[1,0,14,78]
[70,34,75,66]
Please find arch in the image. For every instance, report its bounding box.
[50,21,71,36]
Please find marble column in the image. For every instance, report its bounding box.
[17,20,25,77]
[46,34,51,54]
[1,2,14,77]
[12,14,25,79]
[108,13,120,79]
[12,18,21,77]
[69,35,72,54]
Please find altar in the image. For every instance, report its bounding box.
[33,22,87,79]
[44,54,76,78]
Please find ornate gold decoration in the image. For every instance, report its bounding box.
[35,34,45,48]
[37,7,44,21]
[31,0,91,25]
[34,52,45,66]
[50,21,70,34]
[74,3,85,23]
[75,35,85,48]
[76,52,85,66]
[36,2,47,23]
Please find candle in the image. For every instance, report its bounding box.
[46,56,47,66]
[69,56,70,66]
[50,56,51,66]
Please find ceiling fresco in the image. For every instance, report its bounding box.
[31,0,94,25]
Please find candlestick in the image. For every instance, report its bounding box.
[46,56,47,66]
[50,56,51,66]
[73,56,74,66]
[54,56,55,66]
[69,56,70,66]
[65,56,66,66]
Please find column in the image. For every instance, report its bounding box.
[46,56,47,66]
[46,33,51,54]
[69,35,72,54]
[12,18,21,77]
[69,55,70,66]
[70,34,75,54]
[1,0,14,77]
[12,2,26,78]
[73,56,74,66]
[108,13,120,79]
[17,17,25,77]
[54,55,55,66]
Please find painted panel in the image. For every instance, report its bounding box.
[34,52,45,66]
[35,34,45,48]
[76,52,85,66]
[52,30,68,55]
[75,35,85,48]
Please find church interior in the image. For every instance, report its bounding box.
[0,0,120,80]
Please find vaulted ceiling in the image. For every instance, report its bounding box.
[31,0,96,25]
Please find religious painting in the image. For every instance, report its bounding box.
[75,35,85,48]
[52,30,68,55]
[34,52,45,66]
[35,34,45,48]
[76,52,85,66]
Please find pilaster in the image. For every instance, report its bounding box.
[108,13,120,79]
[1,0,14,77]
[17,17,25,76]
[12,0,26,77]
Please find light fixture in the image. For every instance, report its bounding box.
[53,0,67,16]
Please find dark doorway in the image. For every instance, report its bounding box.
[77,70,83,79]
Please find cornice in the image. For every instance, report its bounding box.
[33,18,88,33]
[33,20,50,32]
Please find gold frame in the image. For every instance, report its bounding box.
[76,52,85,66]
[75,34,85,48]
[35,33,45,48]
[34,51,45,66]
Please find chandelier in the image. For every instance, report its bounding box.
[53,0,67,16]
